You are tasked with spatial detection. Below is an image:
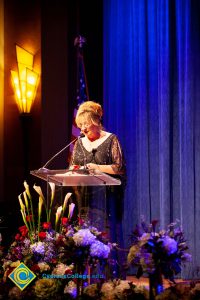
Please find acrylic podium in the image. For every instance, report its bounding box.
[30,167,121,186]
[30,168,121,229]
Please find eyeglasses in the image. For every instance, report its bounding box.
[78,122,92,129]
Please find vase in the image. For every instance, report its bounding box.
[149,267,164,300]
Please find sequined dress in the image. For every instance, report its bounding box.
[70,133,126,181]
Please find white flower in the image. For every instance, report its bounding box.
[38,262,51,272]
[73,229,96,246]
[2,260,12,270]
[64,281,77,298]
[134,285,149,297]
[23,181,31,198]
[55,206,62,227]
[33,184,45,200]
[68,203,75,219]
[56,206,62,219]
[18,194,25,211]
[63,192,72,211]
[23,238,31,247]
[52,263,73,275]
[101,282,114,294]
[48,182,55,201]
[114,280,131,296]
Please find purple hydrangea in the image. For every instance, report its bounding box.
[162,236,178,254]
[73,229,96,246]
[30,242,46,255]
[90,240,110,258]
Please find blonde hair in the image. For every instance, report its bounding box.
[75,101,103,128]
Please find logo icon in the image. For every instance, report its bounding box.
[8,262,36,290]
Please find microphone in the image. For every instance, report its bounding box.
[92,148,97,156]
[37,133,85,172]
[92,148,97,163]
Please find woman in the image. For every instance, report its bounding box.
[70,101,126,178]
[70,101,126,278]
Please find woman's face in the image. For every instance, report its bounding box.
[78,114,101,140]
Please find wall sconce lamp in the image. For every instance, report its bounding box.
[11,45,39,114]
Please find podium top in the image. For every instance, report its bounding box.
[30,168,121,186]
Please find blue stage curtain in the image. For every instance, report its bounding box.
[103,0,200,278]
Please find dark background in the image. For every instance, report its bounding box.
[0,0,103,245]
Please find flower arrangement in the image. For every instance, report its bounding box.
[155,281,200,300]
[0,181,114,299]
[0,182,194,300]
[127,218,192,297]
[83,279,149,300]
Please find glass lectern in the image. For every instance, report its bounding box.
[30,168,121,230]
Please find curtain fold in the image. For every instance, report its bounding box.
[103,0,200,278]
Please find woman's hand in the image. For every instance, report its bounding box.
[86,163,100,170]
[86,163,120,175]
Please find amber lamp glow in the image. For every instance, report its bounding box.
[11,45,39,114]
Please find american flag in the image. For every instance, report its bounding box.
[69,37,89,159]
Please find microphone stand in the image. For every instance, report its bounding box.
[78,138,88,173]
[37,135,83,172]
